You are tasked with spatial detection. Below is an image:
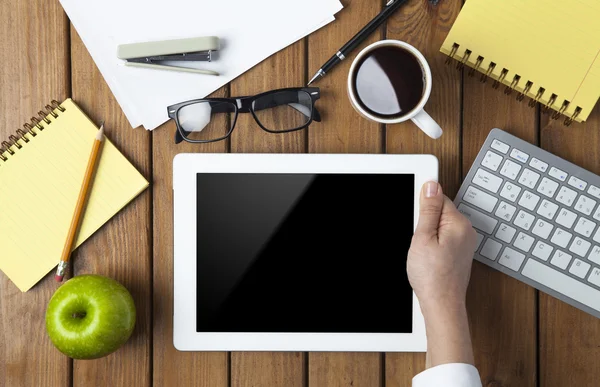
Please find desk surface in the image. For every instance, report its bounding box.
[1,0,599,386]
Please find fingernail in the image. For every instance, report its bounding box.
[425,182,439,198]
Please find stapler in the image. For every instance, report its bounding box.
[117,36,220,76]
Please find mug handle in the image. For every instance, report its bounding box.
[411,110,443,139]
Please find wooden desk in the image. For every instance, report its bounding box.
[1,0,599,386]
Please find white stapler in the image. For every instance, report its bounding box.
[117,36,220,76]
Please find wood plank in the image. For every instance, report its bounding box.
[306,0,382,385]
[229,40,306,387]
[307,0,383,154]
[0,1,70,386]
[384,0,461,382]
[69,27,152,387]
[310,353,381,387]
[152,85,229,385]
[538,107,600,387]
[462,70,538,384]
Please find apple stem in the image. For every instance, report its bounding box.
[72,312,87,319]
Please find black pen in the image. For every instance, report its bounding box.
[308,0,408,86]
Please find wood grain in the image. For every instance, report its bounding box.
[385,0,461,382]
[309,353,381,387]
[306,0,383,385]
[70,26,152,387]
[307,0,383,154]
[152,86,229,387]
[462,71,538,386]
[229,40,306,387]
[0,0,70,386]
[538,106,600,387]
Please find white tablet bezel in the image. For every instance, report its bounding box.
[173,153,437,352]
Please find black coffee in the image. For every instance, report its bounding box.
[353,45,425,118]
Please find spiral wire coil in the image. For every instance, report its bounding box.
[0,100,65,163]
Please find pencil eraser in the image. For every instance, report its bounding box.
[55,275,64,282]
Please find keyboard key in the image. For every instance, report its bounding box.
[568,176,588,191]
[500,159,522,180]
[588,246,600,265]
[491,139,509,154]
[463,186,498,212]
[556,208,577,229]
[569,259,591,279]
[518,190,540,211]
[532,241,553,261]
[593,206,600,222]
[537,177,559,198]
[495,223,517,243]
[510,148,529,163]
[549,167,568,182]
[569,237,591,258]
[551,228,573,248]
[574,195,597,216]
[529,157,548,173]
[537,199,559,220]
[556,186,578,207]
[514,210,535,230]
[458,204,498,234]
[518,168,540,189]
[589,268,600,288]
[480,239,502,260]
[574,217,596,238]
[522,259,600,312]
[472,168,503,193]
[475,233,485,251]
[481,151,503,172]
[498,247,526,271]
[500,182,522,202]
[495,201,517,222]
[532,218,554,239]
[514,232,535,252]
[551,250,573,270]
[595,228,600,244]
[588,185,600,200]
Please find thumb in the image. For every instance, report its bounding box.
[415,181,444,238]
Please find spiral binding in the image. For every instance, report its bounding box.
[0,100,65,163]
[445,43,582,126]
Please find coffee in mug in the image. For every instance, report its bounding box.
[347,40,443,139]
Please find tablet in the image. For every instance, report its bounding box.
[173,153,437,352]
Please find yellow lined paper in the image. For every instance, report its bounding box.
[0,99,148,292]
[441,0,600,122]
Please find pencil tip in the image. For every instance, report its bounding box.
[96,122,105,140]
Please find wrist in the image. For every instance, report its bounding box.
[420,301,474,367]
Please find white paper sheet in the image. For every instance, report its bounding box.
[60,0,343,130]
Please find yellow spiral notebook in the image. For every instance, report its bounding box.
[441,0,600,125]
[0,99,149,292]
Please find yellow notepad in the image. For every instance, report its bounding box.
[441,0,600,124]
[0,99,148,292]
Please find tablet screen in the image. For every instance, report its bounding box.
[196,173,414,333]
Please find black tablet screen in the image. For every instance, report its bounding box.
[196,174,414,333]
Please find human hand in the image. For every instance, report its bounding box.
[407,181,477,367]
[407,181,477,317]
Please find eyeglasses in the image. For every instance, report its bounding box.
[167,87,322,144]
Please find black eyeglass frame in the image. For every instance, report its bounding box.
[167,87,322,144]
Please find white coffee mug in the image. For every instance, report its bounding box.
[347,40,443,139]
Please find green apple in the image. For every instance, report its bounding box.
[45,274,136,359]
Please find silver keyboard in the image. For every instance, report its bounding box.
[455,128,600,319]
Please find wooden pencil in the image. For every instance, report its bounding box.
[55,123,105,282]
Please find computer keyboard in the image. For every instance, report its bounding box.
[455,128,600,319]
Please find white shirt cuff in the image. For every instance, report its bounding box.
[413,363,482,387]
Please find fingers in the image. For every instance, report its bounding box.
[415,181,444,239]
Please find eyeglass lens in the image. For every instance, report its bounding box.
[177,101,236,142]
[252,90,313,132]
